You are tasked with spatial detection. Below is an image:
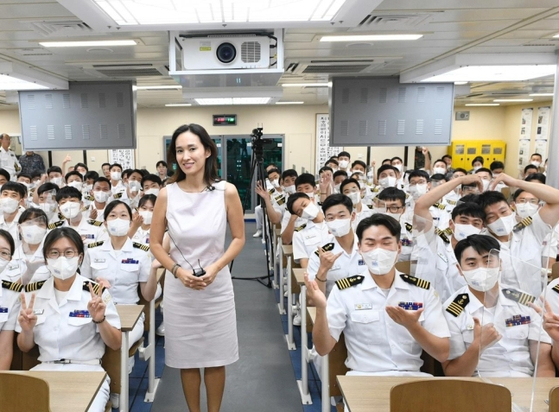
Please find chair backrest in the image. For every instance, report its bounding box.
[395,261,411,275]
[551,262,559,282]
[390,379,511,412]
[0,373,50,412]
[501,186,511,201]
[549,386,559,412]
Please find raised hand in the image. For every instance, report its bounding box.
[385,306,423,329]
[318,248,343,272]
[18,293,37,331]
[87,282,106,322]
[472,317,501,350]
[531,300,559,341]
[304,272,327,309]
[255,181,271,201]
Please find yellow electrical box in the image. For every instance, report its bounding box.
[448,140,506,171]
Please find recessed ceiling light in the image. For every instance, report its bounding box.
[282,83,329,88]
[165,103,191,107]
[454,81,468,85]
[195,97,271,105]
[493,99,533,102]
[275,101,304,105]
[465,103,500,106]
[135,85,182,90]
[529,93,554,97]
[553,34,559,38]
[320,34,423,42]
[421,65,556,83]
[39,40,137,48]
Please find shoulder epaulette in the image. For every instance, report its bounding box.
[87,241,104,248]
[512,216,532,233]
[336,275,364,290]
[367,204,373,210]
[372,186,380,193]
[24,280,45,292]
[314,242,334,256]
[446,199,457,206]
[113,192,123,199]
[133,242,150,252]
[446,293,470,317]
[87,219,103,227]
[1,279,23,293]
[58,212,64,220]
[268,188,276,195]
[502,288,536,306]
[83,281,103,295]
[294,224,307,232]
[552,284,559,295]
[400,274,430,290]
[435,227,451,244]
[405,222,413,233]
[276,195,286,206]
[48,221,64,230]
[84,195,94,201]
[432,202,446,210]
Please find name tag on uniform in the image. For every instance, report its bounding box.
[122,258,139,264]
[505,315,531,327]
[69,310,90,318]
[354,303,372,310]
[8,264,18,270]
[358,259,366,266]
[437,252,448,263]
[94,258,106,263]
[0,307,8,313]
[398,302,423,310]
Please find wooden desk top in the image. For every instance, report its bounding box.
[275,227,281,237]
[336,376,558,412]
[292,268,306,284]
[307,307,316,324]
[116,304,144,332]
[156,267,165,282]
[4,370,107,412]
[281,244,293,255]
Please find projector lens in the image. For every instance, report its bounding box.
[216,43,236,64]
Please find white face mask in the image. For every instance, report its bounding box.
[473,166,481,172]
[129,180,141,192]
[531,161,541,168]
[84,184,93,192]
[393,164,403,172]
[110,171,122,181]
[144,188,160,196]
[301,201,319,220]
[326,218,352,237]
[361,248,398,275]
[379,176,396,189]
[270,179,280,188]
[487,213,517,237]
[347,191,361,206]
[139,210,153,225]
[453,223,482,242]
[461,267,500,292]
[0,256,9,272]
[60,201,81,220]
[386,211,402,221]
[433,167,447,175]
[67,181,83,191]
[284,185,296,195]
[515,202,539,219]
[333,184,341,194]
[107,218,130,237]
[38,202,57,219]
[21,224,47,245]
[0,197,19,214]
[409,183,428,200]
[338,160,349,169]
[93,190,110,203]
[47,256,80,280]
[50,177,63,186]
[481,179,491,192]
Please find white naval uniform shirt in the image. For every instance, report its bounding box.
[15,275,121,363]
[280,210,307,236]
[110,181,129,204]
[132,226,151,246]
[81,238,151,304]
[544,278,559,315]
[444,286,550,377]
[292,220,332,263]
[326,270,450,374]
[0,282,21,331]
[0,211,22,248]
[0,147,21,180]
[352,203,373,231]
[306,233,366,297]
[1,239,50,283]
[58,214,109,246]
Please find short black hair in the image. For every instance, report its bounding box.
[19,207,48,227]
[156,160,168,168]
[490,161,505,171]
[110,163,122,172]
[141,174,162,188]
[430,173,448,182]
[512,189,526,202]
[525,173,546,184]
[0,229,15,255]
[43,227,84,262]
[321,193,353,215]
[377,164,398,179]
[442,154,452,161]
[408,170,430,182]
[286,192,309,215]
[459,194,480,203]
[267,168,281,177]
[138,194,157,209]
[472,156,484,166]
[93,177,111,188]
[377,187,406,205]
[0,168,9,182]
[84,171,99,181]
[433,159,447,167]
[381,158,391,164]
[391,156,403,164]
[453,168,468,175]
[74,162,88,172]
[47,166,62,175]
[454,234,500,264]
[326,158,339,166]
[295,173,315,189]
[338,151,351,159]
[281,169,298,180]
[333,170,348,180]
[474,167,492,176]
[340,178,360,193]
[478,191,509,212]
[318,166,333,175]
[37,182,59,196]
[103,200,132,221]
[531,153,542,160]
[17,173,32,182]
[101,162,111,168]
[122,169,132,179]
[55,186,82,203]
[356,214,401,243]
[1,182,25,198]
[451,202,485,221]
[65,171,83,182]
[351,160,367,170]
[524,164,539,174]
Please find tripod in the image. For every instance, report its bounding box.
[232,128,274,288]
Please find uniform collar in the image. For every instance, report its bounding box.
[361,269,408,291]
[103,237,133,252]
[332,232,359,255]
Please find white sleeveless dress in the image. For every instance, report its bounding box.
[164,181,239,368]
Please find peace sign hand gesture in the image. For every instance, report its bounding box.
[87,283,106,323]
[19,293,37,331]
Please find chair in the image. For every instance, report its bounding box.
[0,372,50,412]
[501,186,511,201]
[390,379,511,412]
[550,262,559,283]
[549,386,559,412]
[395,261,411,275]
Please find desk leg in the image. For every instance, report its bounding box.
[321,354,330,412]
[278,245,286,315]
[144,300,160,402]
[272,240,279,289]
[285,257,296,350]
[120,331,129,412]
[296,284,312,404]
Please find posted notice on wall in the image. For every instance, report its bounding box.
[316,114,342,173]
[109,149,135,170]
[535,106,551,161]
[518,108,533,168]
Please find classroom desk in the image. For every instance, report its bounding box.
[307,306,334,412]
[3,370,107,412]
[116,304,144,412]
[293,267,312,404]
[336,376,559,412]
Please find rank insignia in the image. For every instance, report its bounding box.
[83,281,102,295]
[24,281,45,292]
[446,294,470,317]
[1,280,23,293]
[505,314,531,327]
[87,219,103,227]
[336,275,364,290]
[88,241,104,248]
[405,223,413,233]
[69,310,91,318]
[133,242,150,252]
[399,274,430,290]
[512,216,533,233]
[398,302,423,310]
[502,288,536,306]
[314,242,334,256]
[552,284,559,295]
[47,221,64,230]
[294,224,307,232]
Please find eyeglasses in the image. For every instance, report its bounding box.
[516,198,539,205]
[46,249,79,259]
[0,249,11,259]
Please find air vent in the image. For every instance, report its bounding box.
[357,13,436,29]
[15,48,53,57]
[241,41,261,63]
[91,64,166,78]
[302,64,370,74]
[29,20,93,37]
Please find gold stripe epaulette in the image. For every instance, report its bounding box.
[276,195,286,206]
[512,216,532,233]
[83,281,102,295]
[502,288,536,306]
[405,223,412,233]
[294,224,307,232]
[1,280,23,293]
[446,199,457,205]
[47,221,64,230]
[400,274,430,290]
[113,192,123,199]
[87,219,103,227]
[24,280,45,292]
[553,284,559,295]
[435,228,450,244]
[446,293,470,317]
[335,275,364,290]
[432,202,446,210]
[87,241,104,248]
[372,186,380,193]
[84,195,94,201]
[314,242,334,256]
[133,242,150,252]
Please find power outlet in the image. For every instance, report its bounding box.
[455,111,470,121]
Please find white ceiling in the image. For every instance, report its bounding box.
[0,0,557,108]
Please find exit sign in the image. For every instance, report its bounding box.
[213,114,237,126]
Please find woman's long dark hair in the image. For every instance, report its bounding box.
[167,124,220,189]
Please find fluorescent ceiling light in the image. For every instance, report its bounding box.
[135,85,181,90]
[91,0,347,25]
[275,101,304,105]
[282,83,329,88]
[529,93,553,97]
[195,97,271,105]
[320,34,422,42]
[554,34,559,38]
[465,103,500,106]
[165,103,191,107]
[454,81,468,85]
[420,65,556,83]
[493,99,533,102]
[39,40,137,48]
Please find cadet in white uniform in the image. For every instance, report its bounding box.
[280,173,317,245]
[442,234,554,377]
[0,133,21,180]
[129,194,156,246]
[109,163,128,203]
[340,178,372,230]
[307,214,450,376]
[376,187,413,262]
[16,227,121,412]
[0,182,26,247]
[0,229,20,369]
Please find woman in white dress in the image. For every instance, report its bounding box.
[151,123,245,412]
